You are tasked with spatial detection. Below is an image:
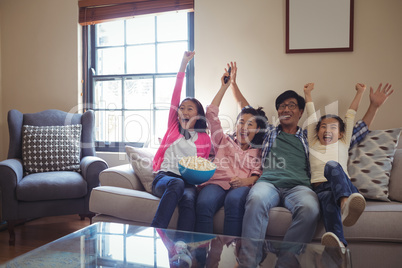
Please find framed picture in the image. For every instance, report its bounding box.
[286,0,354,53]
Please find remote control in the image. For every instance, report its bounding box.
[224,66,231,84]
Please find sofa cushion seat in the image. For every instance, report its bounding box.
[90,186,179,229]
[90,185,402,243]
[17,171,87,201]
[342,201,402,242]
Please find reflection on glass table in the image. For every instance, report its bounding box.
[4,222,351,267]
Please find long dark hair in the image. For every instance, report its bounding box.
[236,106,268,147]
[315,114,346,136]
[178,97,208,133]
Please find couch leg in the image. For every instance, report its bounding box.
[8,220,16,246]
[79,213,95,224]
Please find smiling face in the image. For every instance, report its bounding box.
[235,113,260,149]
[178,100,199,130]
[277,98,303,128]
[317,117,343,145]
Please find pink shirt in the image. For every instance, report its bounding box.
[201,104,262,190]
[153,72,211,172]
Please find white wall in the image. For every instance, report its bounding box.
[0,0,401,163]
[0,0,80,160]
[194,0,402,132]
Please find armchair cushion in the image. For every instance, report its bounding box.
[22,125,82,174]
[16,171,87,201]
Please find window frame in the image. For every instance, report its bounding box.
[83,12,195,152]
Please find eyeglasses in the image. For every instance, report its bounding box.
[278,103,298,111]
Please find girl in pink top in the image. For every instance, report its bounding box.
[151,51,211,231]
[195,62,266,236]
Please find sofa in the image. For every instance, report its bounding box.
[90,129,402,267]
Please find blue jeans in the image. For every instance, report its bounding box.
[151,171,197,231]
[314,160,359,246]
[239,182,320,266]
[196,184,250,236]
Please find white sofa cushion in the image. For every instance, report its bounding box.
[125,146,155,193]
[99,164,145,191]
[90,186,178,229]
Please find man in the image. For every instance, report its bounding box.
[227,62,369,267]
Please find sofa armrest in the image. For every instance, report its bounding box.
[81,156,109,190]
[99,164,145,191]
[0,159,24,219]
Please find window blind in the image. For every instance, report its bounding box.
[79,0,194,25]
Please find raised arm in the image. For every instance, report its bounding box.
[229,62,250,109]
[179,51,195,73]
[168,51,195,126]
[303,82,314,103]
[210,67,231,107]
[349,83,366,112]
[361,83,394,128]
[303,83,318,144]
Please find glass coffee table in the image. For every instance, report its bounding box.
[3,222,351,267]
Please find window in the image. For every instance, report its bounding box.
[85,11,194,151]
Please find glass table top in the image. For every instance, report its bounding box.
[3,222,351,267]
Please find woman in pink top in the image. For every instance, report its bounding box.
[195,62,267,236]
[151,51,211,231]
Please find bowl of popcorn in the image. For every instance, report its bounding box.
[178,156,217,185]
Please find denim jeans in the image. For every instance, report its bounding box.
[238,182,320,267]
[151,171,197,231]
[195,184,250,236]
[314,160,359,246]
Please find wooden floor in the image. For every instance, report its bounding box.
[0,215,91,265]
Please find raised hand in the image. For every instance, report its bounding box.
[362,83,395,128]
[303,82,314,102]
[222,65,231,86]
[183,51,195,63]
[355,83,366,93]
[304,83,315,94]
[369,83,394,108]
[229,61,237,85]
[179,51,195,72]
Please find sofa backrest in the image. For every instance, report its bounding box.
[7,109,96,159]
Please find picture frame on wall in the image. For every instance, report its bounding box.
[286,0,354,53]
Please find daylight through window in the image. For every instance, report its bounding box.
[87,12,194,151]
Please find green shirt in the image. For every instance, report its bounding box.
[258,131,310,188]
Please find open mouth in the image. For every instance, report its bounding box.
[323,133,332,143]
[279,115,291,120]
[240,132,249,139]
[237,130,250,141]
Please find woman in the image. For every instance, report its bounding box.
[195,62,267,236]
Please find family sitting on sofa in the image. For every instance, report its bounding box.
[149,51,394,266]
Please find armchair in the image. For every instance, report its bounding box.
[0,109,108,245]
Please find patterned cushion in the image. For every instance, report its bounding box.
[347,128,402,201]
[22,125,82,174]
[125,146,156,193]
